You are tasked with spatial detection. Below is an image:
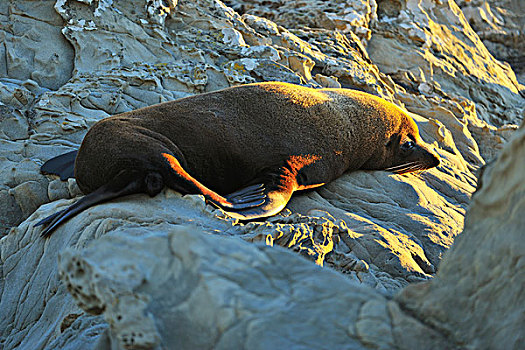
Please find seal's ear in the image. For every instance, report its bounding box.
[385,134,400,148]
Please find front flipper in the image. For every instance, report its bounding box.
[161,153,265,210]
[220,165,303,220]
[222,154,329,220]
[223,181,295,220]
[226,184,265,204]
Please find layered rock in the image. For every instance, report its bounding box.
[458,0,525,84]
[224,0,377,43]
[0,0,524,348]
[398,121,525,349]
[51,121,525,349]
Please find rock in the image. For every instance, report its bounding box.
[0,1,74,90]
[397,121,525,349]
[0,189,22,233]
[225,0,377,43]
[9,180,48,217]
[458,0,525,84]
[0,0,524,348]
[0,105,29,140]
[56,225,454,349]
[0,191,226,350]
[367,0,524,129]
[47,179,72,202]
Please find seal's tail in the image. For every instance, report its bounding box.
[40,150,78,180]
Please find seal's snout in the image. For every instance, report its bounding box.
[429,151,440,168]
[420,147,440,170]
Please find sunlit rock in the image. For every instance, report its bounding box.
[458,0,525,84]
[398,121,525,348]
[225,0,377,43]
[0,0,524,348]
[368,0,524,128]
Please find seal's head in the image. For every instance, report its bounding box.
[362,111,440,174]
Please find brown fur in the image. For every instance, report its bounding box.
[76,82,438,194]
[38,82,440,236]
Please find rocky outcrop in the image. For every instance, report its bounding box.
[41,121,525,348]
[0,0,524,348]
[57,225,454,350]
[224,0,377,43]
[458,0,525,84]
[398,120,525,349]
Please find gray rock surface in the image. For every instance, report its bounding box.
[398,121,525,349]
[55,120,524,349]
[58,225,454,350]
[458,0,525,84]
[0,0,524,349]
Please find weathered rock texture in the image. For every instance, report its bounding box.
[58,225,454,350]
[0,0,524,349]
[458,0,525,84]
[54,121,525,348]
[398,120,525,349]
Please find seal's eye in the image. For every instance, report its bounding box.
[401,141,415,150]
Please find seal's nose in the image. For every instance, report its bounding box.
[430,151,440,168]
[420,145,440,169]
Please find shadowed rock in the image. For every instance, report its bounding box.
[0,0,524,348]
[53,122,524,349]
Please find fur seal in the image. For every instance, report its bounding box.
[37,82,440,237]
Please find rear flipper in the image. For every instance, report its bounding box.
[38,150,266,237]
[36,170,160,238]
[35,209,67,227]
[41,150,78,180]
